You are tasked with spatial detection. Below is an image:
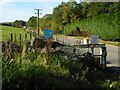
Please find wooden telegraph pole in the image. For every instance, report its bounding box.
[35,9,42,38]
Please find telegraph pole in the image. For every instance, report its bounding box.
[35,9,42,37]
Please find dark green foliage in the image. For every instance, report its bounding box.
[41,14,52,30]
[65,13,120,41]
[39,2,120,41]
[3,62,53,89]
[0,22,13,26]
[13,20,26,28]
[26,51,37,61]
[2,51,120,89]
[26,16,37,30]
[2,56,74,89]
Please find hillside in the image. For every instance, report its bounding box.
[65,13,120,41]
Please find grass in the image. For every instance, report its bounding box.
[2,37,120,89]
[0,25,30,41]
[65,13,120,41]
[99,39,120,47]
[59,13,120,47]
[2,51,75,89]
[2,49,120,89]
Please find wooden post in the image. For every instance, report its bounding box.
[46,38,52,65]
[91,47,94,56]
[10,33,13,58]
[10,33,13,41]
[102,47,107,68]
[19,34,22,64]
[25,34,27,41]
[14,33,17,42]
[19,34,22,47]
[6,41,12,59]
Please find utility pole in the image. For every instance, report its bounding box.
[35,9,42,38]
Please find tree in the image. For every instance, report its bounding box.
[81,2,89,18]
[26,16,37,30]
[51,4,63,30]
[13,20,26,28]
[41,14,52,30]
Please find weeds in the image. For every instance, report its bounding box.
[2,39,120,89]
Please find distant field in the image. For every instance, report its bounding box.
[0,25,30,41]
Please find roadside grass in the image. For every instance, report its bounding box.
[99,39,120,47]
[0,25,30,41]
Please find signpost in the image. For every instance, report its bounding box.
[43,29,53,65]
[44,30,53,39]
[90,35,99,44]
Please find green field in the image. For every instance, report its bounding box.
[1,25,30,41]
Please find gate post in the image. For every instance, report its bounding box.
[102,47,107,68]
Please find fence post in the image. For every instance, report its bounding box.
[19,34,22,64]
[102,47,107,68]
[10,33,13,41]
[19,34,22,47]
[14,33,17,42]
[25,34,27,41]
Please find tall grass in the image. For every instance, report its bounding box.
[2,37,120,89]
[2,48,120,89]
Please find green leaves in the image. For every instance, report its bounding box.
[13,20,26,28]
[26,16,37,30]
[26,51,37,61]
[102,80,120,90]
[65,13,120,41]
[39,2,120,37]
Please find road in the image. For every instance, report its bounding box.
[53,35,120,67]
[106,44,120,67]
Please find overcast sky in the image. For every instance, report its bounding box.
[0,0,81,22]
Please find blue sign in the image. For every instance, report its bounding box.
[44,30,53,39]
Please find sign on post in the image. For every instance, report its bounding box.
[44,30,53,39]
[44,25,48,30]
[90,35,99,44]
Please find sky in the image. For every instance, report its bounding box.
[0,0,81,22]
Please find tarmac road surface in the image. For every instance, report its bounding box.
[54,35,120,67]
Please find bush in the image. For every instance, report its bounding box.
[2,51,120,89]
[102,80,120,90]
[65,13,120,41]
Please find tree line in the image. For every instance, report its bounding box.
[39,1,119,33]
[2,1,119,40]
[1,20,26,28]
